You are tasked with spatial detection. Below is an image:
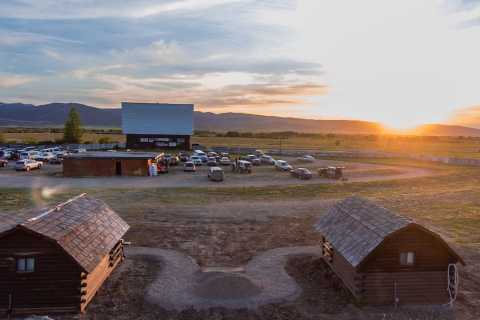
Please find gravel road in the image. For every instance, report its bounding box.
[126,246,322,310]
[0,159,434,189]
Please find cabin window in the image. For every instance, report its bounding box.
[399,252,415,266]
[16,257,35,273]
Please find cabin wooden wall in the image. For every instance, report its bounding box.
[321,237,360,298]
[80,240,125,312]
[356,227,454,305]
[121,159,150,176]
[0,229,82,315]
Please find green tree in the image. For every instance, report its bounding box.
[63,107,83,143]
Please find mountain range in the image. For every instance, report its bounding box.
[1,102,480,137]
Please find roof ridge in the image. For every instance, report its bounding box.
[335,197,410,239]
[24,193,88,223]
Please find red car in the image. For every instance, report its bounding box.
[0,159,8,168]
[157,160,169,174]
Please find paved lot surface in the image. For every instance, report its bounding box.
[126,246,322,310]
[0,158,434,189]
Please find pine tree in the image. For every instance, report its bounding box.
[63,107,83,143]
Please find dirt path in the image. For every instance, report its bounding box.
[126,246,322,310]
[0,159,434,189]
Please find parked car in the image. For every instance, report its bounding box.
[260,155,275,165]
[318,166,345,179]
[71,148,87,153]
[0,150,13,159]
[179,152,190,162]
[38,152,55,162]
[157,160,169,174]
[219,157,231,166]
[232,160,252,173]
[207,157,217,166]
[183,161,196,172]
[193,149,206,157]
[208,166,224,182]
[221,152,230,158]
[297,155,315,162]
[49,153,65,164]
[0,159,8,167]
[255,150,265,157]
[275,160,293,171]
[164,154,179,166]
[190,156,202,166]
[291,168,313,180]
[200,155,208,163]
[15,159,42,171]
[207,151,218,158]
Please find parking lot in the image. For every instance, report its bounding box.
[0,155,434,189]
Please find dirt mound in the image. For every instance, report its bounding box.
[193,272,261,300]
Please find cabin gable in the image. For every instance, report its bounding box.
[0,228,83,314]
[359,225,456,273]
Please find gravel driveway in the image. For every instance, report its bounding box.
[0,159,434,189]
[126,246,322,310]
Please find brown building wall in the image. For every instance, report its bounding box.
[121,159,151,176]
[63,158,151,177]
[322,226,457,305]
[0,229,83,315]
[355,227,454,305]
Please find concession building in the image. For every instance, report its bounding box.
[122,102,194,150]
[315,197,464,305]
[0,194,129,315]
[63,151,162,177]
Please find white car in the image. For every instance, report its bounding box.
[193,150,206,157]
[183,161,196,172]
[219,157,231,166]
[297,155,315,162]
[275,160,293,171]
[261,155,275,165]
[38,152,55,162]
[15,159,42,171]
[190,156,203,166]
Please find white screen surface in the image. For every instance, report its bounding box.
[122,102,194,135]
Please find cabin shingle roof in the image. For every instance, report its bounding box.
[314,196,411,267]
[0,194,129,273]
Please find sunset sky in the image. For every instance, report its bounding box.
[0,0,480,129]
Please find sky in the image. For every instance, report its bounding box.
[0,0,480,129]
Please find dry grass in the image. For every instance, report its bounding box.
[3,131,480,159]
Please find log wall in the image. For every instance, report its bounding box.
[0,229,82,315]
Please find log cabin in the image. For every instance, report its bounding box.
[315,196,465,305]
[0,194,129,316]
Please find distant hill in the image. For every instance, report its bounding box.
[1,102,480,136]
[413,124,480,137]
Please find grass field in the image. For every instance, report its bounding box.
[3,131,480,159]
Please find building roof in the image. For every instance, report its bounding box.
[122,102,194,135]
[314,196,464,267]
[0,194,129,273]
[66,151,162,160]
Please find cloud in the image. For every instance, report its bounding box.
[0,30,81,47]
[86,72,326,109]
[0,0,247,19]
[0,74,37,88]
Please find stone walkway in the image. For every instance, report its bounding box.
[126,246,322,310]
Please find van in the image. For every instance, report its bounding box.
[208,166,224,182]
